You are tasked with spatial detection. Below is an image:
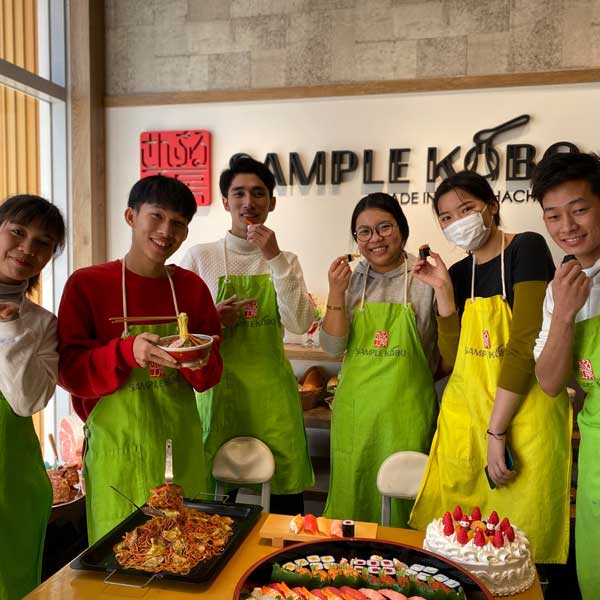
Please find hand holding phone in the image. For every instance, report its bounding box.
[485,444,515,489]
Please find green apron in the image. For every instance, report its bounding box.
[196,246,313,495]
[572,313,600,598]
[324,260,438,527]
[83,261,208,544]
[410,240,572,564]
[0,395,51,600]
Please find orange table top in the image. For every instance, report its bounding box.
[27,514,543,599]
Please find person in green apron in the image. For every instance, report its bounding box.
[532,152,600,599]
[0,194,65,600]
[58,176,222,543]
[321,192,439,527]
[409,170,572,568]
[181,154,314,515]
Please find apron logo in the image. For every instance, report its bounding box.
[482,329,491,349]
[243,300,258,319]
[374,330,389,348]
[578,359,596,381]
[148,361,164,378]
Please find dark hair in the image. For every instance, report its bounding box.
[219,153,276,198]
[350,193,409,243]
[433,171,500,226]
[0,194,66,292]
[128,175,197,222]
[531,152,600,206]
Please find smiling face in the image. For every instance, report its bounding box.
[125,203,189,267]
[542,179,600,268]
[0,220,56,284]
[222,173,276,238]
[355,207,405,272]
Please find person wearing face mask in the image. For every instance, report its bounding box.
[409,171,571,567]
[180,154,314,515]
[320,193,439,527]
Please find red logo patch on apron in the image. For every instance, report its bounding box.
[482,329,491,349]
[374,330,389,348]
[243,300,258,319]
[148,361,164,378]
[578,359,596,381]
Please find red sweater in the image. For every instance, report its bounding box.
[58,260,223,421]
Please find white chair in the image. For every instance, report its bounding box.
[376,451,429,526]
[212,437,275,513]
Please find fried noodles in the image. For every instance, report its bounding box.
[113,485,234,575]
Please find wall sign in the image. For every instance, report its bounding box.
[140,130,212,206]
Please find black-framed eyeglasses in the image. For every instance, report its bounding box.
[354,222,397,242]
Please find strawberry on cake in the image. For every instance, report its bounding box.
[423,506,535,596]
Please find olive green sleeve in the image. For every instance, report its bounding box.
[498,280,549,395]
[437,311,461,370]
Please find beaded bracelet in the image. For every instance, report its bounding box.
[486,428,507,440]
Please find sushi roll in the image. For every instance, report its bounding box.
[433,574,449,583]
[409,564,425,572]
[368,566,381,575]
[423,566,438,575]
[445,579,461,589]
[352,559,367,567]
[307,555,322,563]
[367,559,380,567]
[403,568,417,576]
[380,559,393,568]
[295,559,309,568]
[416,573,429,582]
[418,244,431,260]
[321,555,336,564]
[310,563,324,571]
[392,558,408,571]
[383,567,396,575]
[562,254,577,264]
[283,562,297,571]
[342,520,355,537]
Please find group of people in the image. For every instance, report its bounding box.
[1,151,599,598]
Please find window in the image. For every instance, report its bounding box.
[1,0,69,460]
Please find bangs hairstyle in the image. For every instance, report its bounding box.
[128,175,197,222]
[351,193,409,243]
[0,194,66,293]
[433,171,500,226]
[531,152,600,206]
[219,153,276,198]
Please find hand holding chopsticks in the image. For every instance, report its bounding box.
[133,332,179,369]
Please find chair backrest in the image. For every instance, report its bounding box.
[376,451,428,500]
[212,437,275,485]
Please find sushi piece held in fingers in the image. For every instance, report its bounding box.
[562,254,578,264]
[346,253,361,262]
[290,513,304,534]
[418,244,431,260]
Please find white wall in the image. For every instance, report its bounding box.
[106,82,600,301]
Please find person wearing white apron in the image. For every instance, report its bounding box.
[532,152,600,599]
[320,193,439,527]
[181,154,314,515]
[0,194,65,600]
[58,176,222,542]
[410,171,571,568]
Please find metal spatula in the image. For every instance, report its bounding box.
[165,439,174,486]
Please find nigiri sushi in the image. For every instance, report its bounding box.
[330,519,343,537]
[379,592,408,600]
[359,590,386,600]
[290,514,304,534]
[304,514,319,534]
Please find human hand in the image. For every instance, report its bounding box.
[327,256,352,297]
[133,332,179,369]
[246,223,280,260]
[486,435,515,488]
[217,295,256,327]
[0,302,19,320]
[413,251,456,317]
[553,260,591,322]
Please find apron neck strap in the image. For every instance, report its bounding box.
[222,239,231,284]
[120,256,180,338]
[470,231,506,303]
[359,253,409,311]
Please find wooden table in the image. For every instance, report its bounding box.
[27,514,543,599]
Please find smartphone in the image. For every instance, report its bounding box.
[484,445,514,489]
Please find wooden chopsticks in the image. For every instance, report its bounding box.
[108,316,178,323]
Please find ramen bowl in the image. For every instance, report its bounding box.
[157,334,213,367]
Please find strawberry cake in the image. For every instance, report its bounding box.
[423,506,535,596]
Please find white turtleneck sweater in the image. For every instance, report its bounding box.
[180,231,315,335]
[533,256,600,361]
[0,296,58,417]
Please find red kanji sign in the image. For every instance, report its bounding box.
[243,300,258,320]
[578,359,596,381]
[482,329,491,349]
[374,330,389,349]
[140,130,211,206]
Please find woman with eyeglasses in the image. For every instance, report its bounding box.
[321,192,439,527]
[408,171,571,566]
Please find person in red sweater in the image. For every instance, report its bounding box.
[58,175,223,543]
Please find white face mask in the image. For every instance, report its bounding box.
[443,207,492,252]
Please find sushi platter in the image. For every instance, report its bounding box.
[260,514,378,547]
